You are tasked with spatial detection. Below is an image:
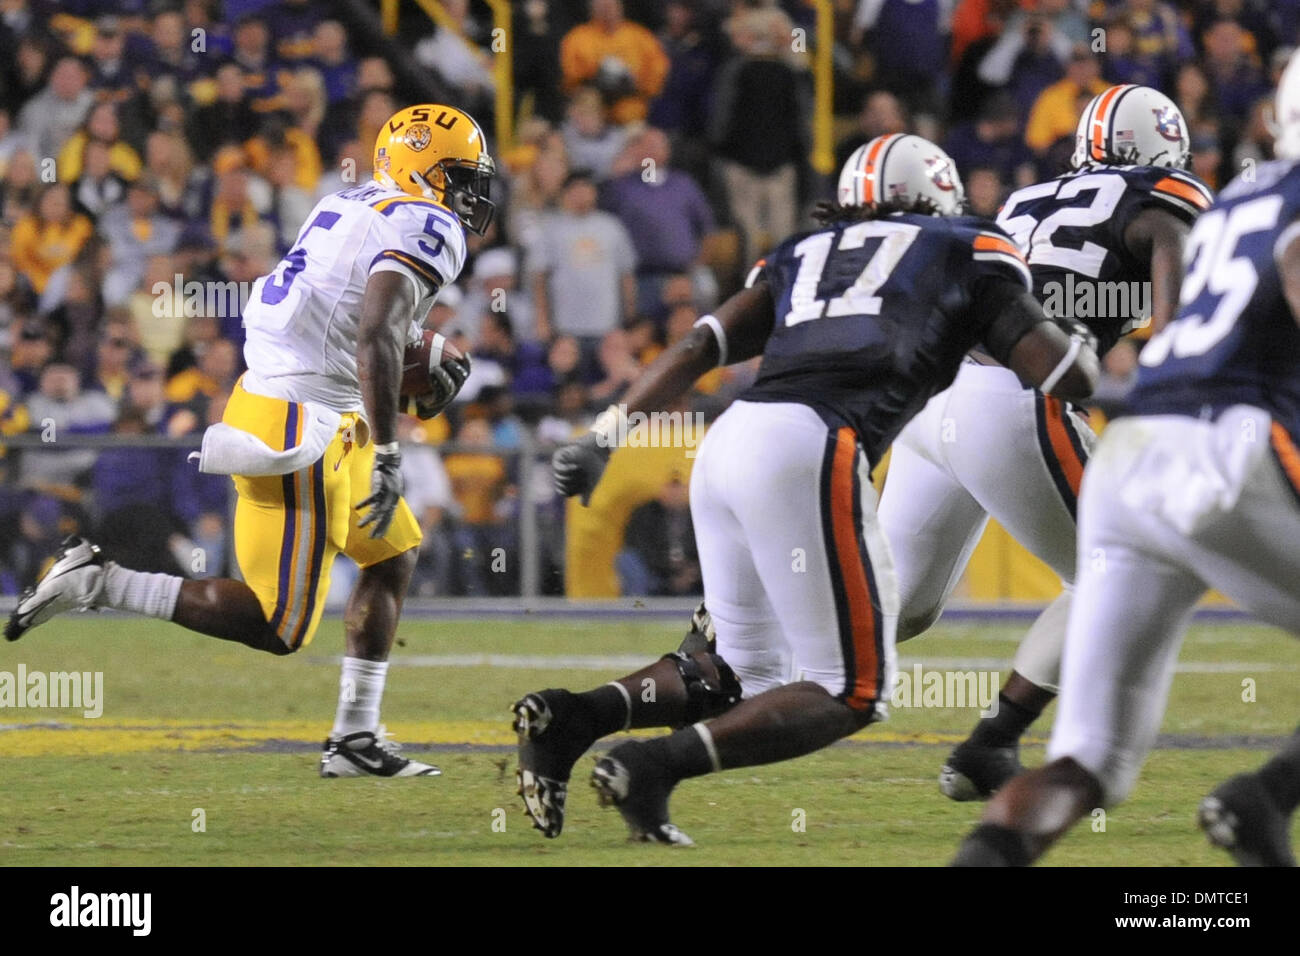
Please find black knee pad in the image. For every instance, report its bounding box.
[663,650,742,727]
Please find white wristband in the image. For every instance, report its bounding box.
[590,404,627,450]
[374,441,400,457]
[694,314,727,366]
[1039,335,1083,396]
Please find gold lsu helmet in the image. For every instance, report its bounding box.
[373,104,496,235]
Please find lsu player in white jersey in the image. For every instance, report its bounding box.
[7,104,489,777]
[875,85,1210,800]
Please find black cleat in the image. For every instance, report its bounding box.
[319,728,441,777]
[512,689,595,838]
[1198,773,1297,867]
[591,741,693,846]
[939,741,1024,801]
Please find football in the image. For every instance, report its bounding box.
[401,329,466,399]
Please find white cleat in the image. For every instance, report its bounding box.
[319,727,442,778]
[5,536,105,641]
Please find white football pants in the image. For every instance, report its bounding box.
[877,362,1096,690]
[689,400,899,720]
[1049,406,1300,803]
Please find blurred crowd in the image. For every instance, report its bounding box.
[0,0,1295,596]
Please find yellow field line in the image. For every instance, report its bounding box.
[0,718,969,758]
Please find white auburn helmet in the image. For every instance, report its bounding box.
[1273,47,1300,160]
[838,133,966,216]
[1072,84,1190,169]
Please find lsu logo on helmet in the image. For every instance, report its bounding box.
[404,124,432,152]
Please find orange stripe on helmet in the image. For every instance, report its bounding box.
[1089,85,1131,161]
[860,134,898,205]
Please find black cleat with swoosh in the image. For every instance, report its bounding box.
[319,728,441,778]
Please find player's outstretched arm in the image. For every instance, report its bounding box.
[552,282,775,503]
[357,270,417,537]
[979,277,1100,403]
[1123,206,1191,334]
[624,282,774,416]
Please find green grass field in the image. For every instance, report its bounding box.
[2,613,1297,866]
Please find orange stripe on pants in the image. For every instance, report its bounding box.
[1270,422,1300,497]
[1043,397,1085,498]
[829,428,879,708]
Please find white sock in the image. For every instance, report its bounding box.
[101,562,182,620]
[332,657,388,738]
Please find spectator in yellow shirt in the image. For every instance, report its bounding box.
[445,417,508,527]
[165,338,240,407]
[10,184,94,294]
[56,102,143,184]
[561,0,669,125]
[1024,47,1108,156]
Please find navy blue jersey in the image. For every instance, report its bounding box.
[739,213,1032,465]
[997,164,1212,354]
[1131,160,1300,444]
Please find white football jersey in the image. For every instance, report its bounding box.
[242,180,466,413]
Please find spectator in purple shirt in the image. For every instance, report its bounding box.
[648,0,724,179]
[601,126,716,316]
[1200,19,1269,141]
[943,93,1034,188]
[1098,15,1164,89]
[309,20,356,105]
[135,8,209,91]
[267,0,326,64]
[851,0,951,118]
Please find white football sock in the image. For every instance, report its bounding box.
[101,562,182,620]
[1011,590,1071,693]
[332,657,389,738]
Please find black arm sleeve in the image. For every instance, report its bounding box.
[975,276,1050,366]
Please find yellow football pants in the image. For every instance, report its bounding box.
[225,379,421,650]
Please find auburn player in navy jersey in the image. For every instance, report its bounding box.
[876,85,1212,803]
[509,134,1099,844]
[954,58,1300,867]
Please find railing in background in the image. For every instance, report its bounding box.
[0,432,543,598]
[811,0,834,176]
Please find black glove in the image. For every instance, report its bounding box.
[552,432,612,505]
[414,352,472,420]
[358,444,404,538]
